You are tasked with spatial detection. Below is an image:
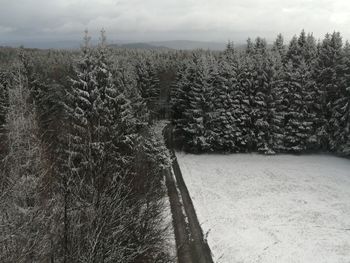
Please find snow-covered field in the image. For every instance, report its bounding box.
[176,153,350,263]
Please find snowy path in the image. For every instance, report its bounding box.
[176,153,350,263]
[154,121,213,262]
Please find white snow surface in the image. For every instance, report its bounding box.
[176,153,350,263]
[151,121,176,260]
[162,192,177,261]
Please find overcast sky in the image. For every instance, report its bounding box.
[1,0,350,45]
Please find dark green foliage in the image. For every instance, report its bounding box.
[329,41,350,154]
[171,30,350,156]
[250,38,276,154]
[0,71,9,134]
[135,57,161,120]
[272,33,286,59]
[278,61,317,152]
[181,54,214,152]
[210,58,239,151]
[0,33,173,263]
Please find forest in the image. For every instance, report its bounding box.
[0,31,174,262]
[0,29,350,262]
[172,30,350,155]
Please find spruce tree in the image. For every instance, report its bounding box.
[65,30,96,175]
[272,33,286,59]
[280,60,317,152]
[250,38,275,153]
[210,57,238,151]
[182,53,213,152]
[329,41,350,155]
[0,73,9,136]
[135,57,160,120]
[269,50,285,152]
[285,35,300,65]
[246,37,254,55]
[235,55,255,151]
[171,60,192,146]
[315,32,344,149]
[63,30,147,261]
[304,33,318,64]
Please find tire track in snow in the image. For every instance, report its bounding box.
[164,124,214,263]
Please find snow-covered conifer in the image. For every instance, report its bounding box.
[314,32,344,149]
[181,53,214,152]
[272,33,286,59]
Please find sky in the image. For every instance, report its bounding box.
[1,0,350,46]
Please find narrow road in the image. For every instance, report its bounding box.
[163,124,214,263]
[164,168,194,263]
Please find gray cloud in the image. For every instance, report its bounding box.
[0,0,350,44]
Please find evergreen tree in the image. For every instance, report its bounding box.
[171,60,192,146]
[250,38,275,153]
[280,60,317,152]
[65,30,97,175]
[246,37,254,55]
[182,54,214,152]
[286,35,300,65]
[286,30,317,66]
[253,37,268,55]
[235,55,255,151]
[304,33,318,64]
[135,57,160,120]
[0,72,9,136]
[272,33,286,59]
[210,58,238,151]
[269,51,285,152]
[329,41,350,155]
[315,32,344,149]
[224,40,236,60]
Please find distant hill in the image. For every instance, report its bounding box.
[117,40,247,51]
[110,42,169,50]
[148,40,227,51]
[0,40,82,49]
[1,39,247,51]
[110,40,227,50]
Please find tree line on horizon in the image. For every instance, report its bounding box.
[171,30,350,155]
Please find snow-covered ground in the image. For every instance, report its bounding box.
[151,121,177,261]
[161,192,177,261]
[176,153,350,263]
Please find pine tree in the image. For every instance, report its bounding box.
[315,32,344,149]
[280,60,317,152]
[65,30,97,176]
[117,59,149,128]
[329,41,350,155]
[272,33,286,59]
[171,60,192,146]
[286,30,317,66]
[224,40,236,60]
[250,38,275,154]
[285,35,300,65]
[210,57,238,151]
[304,33,318,64]
[234,55,255,151]
[135,57,160,120]
[298,29,307,53]
[269,51,285,152]
[0,72,9,137]
[246,37,254,55]
[63,30,147,261]
[182,53,214,152]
